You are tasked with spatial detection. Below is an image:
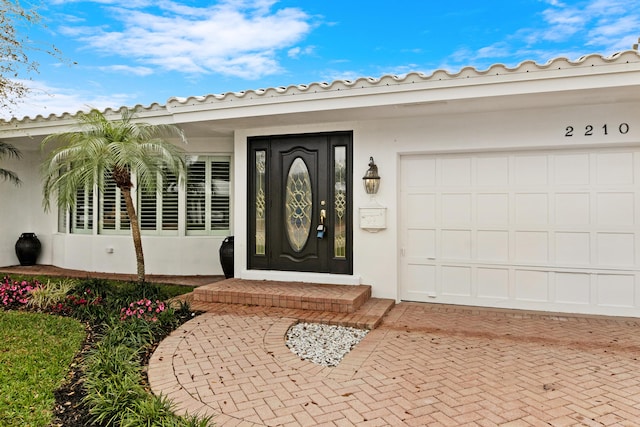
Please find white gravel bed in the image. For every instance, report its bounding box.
[285,322,369,367]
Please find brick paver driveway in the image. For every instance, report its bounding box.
[149,303,640,426]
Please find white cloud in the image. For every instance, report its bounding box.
[540,7,586,41]
[98,64,154,76]
[586,14,640,50]
[448,0,640,68]
[538,0,640,45]
[474,42,512,60]
[50,0,155,6]
[585,0,630,15]
[2,79,135,121]
[58,0,313,79]
[288,45,315,59]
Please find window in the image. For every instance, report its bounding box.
[139,170,179,234]
[57,205,67,233]
[99,172,130,234]
[71,185,93,234]
[254,150,266,254]
[186,156,231,235]
[56,167,92,234]
[59,155,231,236]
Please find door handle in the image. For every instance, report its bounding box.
[317,208,327,238]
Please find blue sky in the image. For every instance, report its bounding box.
[9,0,640,120]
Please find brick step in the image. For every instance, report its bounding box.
[192,278,372,313]
[183,296,395,330]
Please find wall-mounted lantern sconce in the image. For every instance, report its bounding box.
[362,156,380,195]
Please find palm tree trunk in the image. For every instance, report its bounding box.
[122,188,145,283]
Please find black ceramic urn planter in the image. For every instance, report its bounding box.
[15,232,41,266]
[219,236,234,279]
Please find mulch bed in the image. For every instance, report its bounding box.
[48,312,199,427]
[49,323,96,427]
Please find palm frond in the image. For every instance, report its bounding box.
[41,107,186,207]
[39,107,187,283]
[0,168,21,185]
[0,141,22,185]
[0,141,22,160]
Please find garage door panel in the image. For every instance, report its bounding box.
[405,264,436,299]
[515,270,549,302]
[555,273,591,304]
[596,193,635,225]
[477,268,509,299]
[555,154,590,185]
[596,233,635,267]
[596,152,634,185]
[555,232,590,265]
[515,193,549,225]
[400,148,640,316]
[477,230,509,262]
[403,157,436,187]
[441,230,472,260]
[407,194,436,226]
[407,229,435,259]
[441,193,472,224]
[596,274,635,308]
[477,193,509,224]
[555,193,590,225]
[515,155,548,185]
[515,231,549,263]
[476,157,509,185]
[441,266,472,296]
[441,158,471,185]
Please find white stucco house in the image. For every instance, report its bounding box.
[2,49,640,317]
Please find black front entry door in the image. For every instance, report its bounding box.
[248,132,352,274]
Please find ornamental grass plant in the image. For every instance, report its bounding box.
[28,278,76,310]
[0,275,212,427]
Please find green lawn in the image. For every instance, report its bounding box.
[0,311,86,427]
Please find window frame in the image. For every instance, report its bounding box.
[185,154,232,236]
[70,184,94,234]
[98,171,131,235]
[58,154,233,237]
[138,169,180,236]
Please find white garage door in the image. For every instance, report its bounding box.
[400,148,640,316]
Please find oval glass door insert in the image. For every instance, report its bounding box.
[285,157,313,252]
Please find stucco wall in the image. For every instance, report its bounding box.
[233,100,639,300]
[0,142,56,267]
[1,96,637,292]
[2,135,234,276]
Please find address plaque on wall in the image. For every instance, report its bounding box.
[565,123,630,137]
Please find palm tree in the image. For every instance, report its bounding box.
[41,108,186,283]
[0,141,22,185]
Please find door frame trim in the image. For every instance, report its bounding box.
[246,131,353,275]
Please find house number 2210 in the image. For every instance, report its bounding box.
[565,123,630,137]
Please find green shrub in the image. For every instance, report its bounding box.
[83,367,147,426]
[85,342,141,381]
[3,274,208,426]
[99,317,157,355]
[122,395,213,427]
[84,332,147,426]
[82,303,211,426]
[179,413,214,427]
[121,395,182,427]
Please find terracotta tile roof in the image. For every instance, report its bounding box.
[5,50,640,125]
[167,50,640,106]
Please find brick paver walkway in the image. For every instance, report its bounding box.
[149,303,640,426]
